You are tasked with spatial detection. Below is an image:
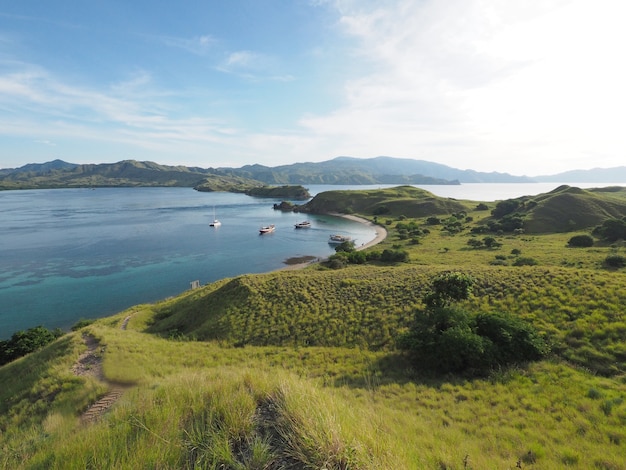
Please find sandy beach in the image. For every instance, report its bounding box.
[331,213,388,251]
[279,213,387,270]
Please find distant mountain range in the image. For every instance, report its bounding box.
[1,156,625,190]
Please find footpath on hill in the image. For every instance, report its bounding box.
[72,315,134,424]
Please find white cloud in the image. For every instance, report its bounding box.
[299,0,626,173]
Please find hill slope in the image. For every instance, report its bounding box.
[230,156,531,184]
[299,185,470,217]
[0,160,264,190]
[2,262,626,468]
[502,185,626,233]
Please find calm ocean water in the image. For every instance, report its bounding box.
[1,182,623,337]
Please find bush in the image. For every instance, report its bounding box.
[603,255,626,269]
[400,273,548,375]
[513,257,538,266]
[380,249,409,263]
[0,326,63,366]
[567,234,594,248]
[474,313,549,365]
[492,200,520,218]
[402,309,548,375]
[593,218,626,242]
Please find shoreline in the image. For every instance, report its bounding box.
[278,213,388,271]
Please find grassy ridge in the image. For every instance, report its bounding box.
[521,185,626,233]
[301,185,471,217]
[145,264,626,376]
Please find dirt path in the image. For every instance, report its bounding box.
[73,315,133,424]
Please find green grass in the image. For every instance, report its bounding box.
[2,184,626,469]
[2,321,625,469]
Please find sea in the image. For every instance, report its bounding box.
[1,182,623,338]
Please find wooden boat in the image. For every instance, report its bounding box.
[328,234,352,244]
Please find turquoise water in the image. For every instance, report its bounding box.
[0,187,377,337]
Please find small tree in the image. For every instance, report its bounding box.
[423,272,475,310]
[400,272,548,376]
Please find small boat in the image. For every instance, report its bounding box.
[259,224,275,234]
[209,207,221,227]
[328,234,352,244]
[294,220,311,229]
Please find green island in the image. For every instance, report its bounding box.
[2,184,626,469]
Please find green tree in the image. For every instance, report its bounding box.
[0,326,63,366]
[423,272,475,309]
[400,272,548,376]
[492,199,520,218]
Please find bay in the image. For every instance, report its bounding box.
[1,181,623,338]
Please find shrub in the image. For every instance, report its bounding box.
[492,199,520,218]
[71,318,95,331]
[513,257,538,266]
[380,249,409,263]
[567,234,594,248]
[474,313,549,365]
[402,309,548,375]
[483,236,502,249]
[0,326,63,365]
[593,218,626,242]
[400,273,548,375]
[603,255,626,269]
[467,238,483,248]
[334,241,356,253]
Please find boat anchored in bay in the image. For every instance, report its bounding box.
[259,224,276,234]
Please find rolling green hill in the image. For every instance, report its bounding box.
[0,160,264,191]
[484,185,626,233]
[300,185,470,217]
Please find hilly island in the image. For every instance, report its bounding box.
[1,175,626,467]
[4,155,626,191]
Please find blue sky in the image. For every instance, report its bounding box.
[1,0,625,175]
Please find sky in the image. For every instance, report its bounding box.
[1,0,625,176]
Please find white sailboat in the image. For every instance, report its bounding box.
[209,207,221,227]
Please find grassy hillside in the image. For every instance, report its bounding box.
[0,160,264,191]
[2,184,626,469]
[144,264,626,376]
[301,185,470,218]
[520,185,626,233]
